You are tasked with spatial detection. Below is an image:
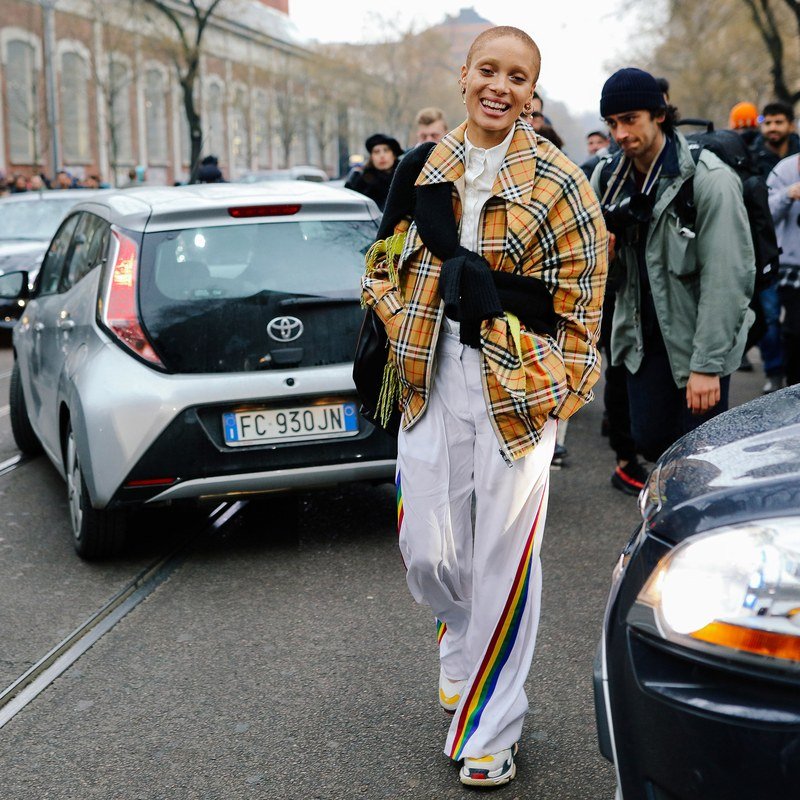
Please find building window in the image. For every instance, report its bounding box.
[6,39,39,163]
[206,81,225,159]
[145,68,168,163]
[108,59,132,163]
[61,51,90,161]
[231,87,249,173]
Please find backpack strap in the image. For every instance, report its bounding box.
[675,144,702,228]
[597,152,622,199]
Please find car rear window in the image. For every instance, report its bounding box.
[142,219,375,301]
[0,198,81,241]
[137,218,378,373]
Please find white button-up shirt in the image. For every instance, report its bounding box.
[444,126,514,335]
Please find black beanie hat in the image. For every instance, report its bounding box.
[600,68,666,118]
[365,133,403,158]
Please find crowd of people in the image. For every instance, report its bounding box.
[0,168,108,195]
[0,154,230,197]
[347,80,799,494]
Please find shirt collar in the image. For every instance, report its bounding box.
[464,125,515,179]
[416,120,538,206]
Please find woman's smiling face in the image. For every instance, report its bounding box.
[460,34,537,149]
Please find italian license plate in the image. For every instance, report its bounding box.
[222,402,359,446]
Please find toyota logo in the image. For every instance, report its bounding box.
[267,316,304,342]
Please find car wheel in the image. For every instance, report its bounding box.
[65,424,127,559]
[9,362,42,456]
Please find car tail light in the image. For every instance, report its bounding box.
[124,477,177,488]
[228,204,301,218]
[99,230,164,368]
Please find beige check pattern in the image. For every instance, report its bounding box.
[361,120,608,459]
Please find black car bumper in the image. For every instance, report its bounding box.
[110,400,396,507]
[597,532,800,799]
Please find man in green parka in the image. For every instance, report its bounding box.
[591,68,755,462]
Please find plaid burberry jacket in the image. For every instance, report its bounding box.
[361,120,608,460]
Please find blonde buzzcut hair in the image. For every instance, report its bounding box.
[465,26,541,82]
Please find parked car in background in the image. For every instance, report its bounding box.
[0,190,108,327]
[595,386,800,799]
[1,182,395,559]
[237,166,329,183]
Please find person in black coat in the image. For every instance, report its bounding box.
[345,133,402,210]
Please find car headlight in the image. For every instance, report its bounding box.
[632,518,800,665]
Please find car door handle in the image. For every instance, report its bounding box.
[57,318,75,331]
[33,322,45,333]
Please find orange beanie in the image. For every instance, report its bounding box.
[729,102,759,129]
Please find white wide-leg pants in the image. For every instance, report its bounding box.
[397,329,556,761]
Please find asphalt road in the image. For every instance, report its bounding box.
[0,335,764,800]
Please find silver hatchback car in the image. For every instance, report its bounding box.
[1,183,395,558]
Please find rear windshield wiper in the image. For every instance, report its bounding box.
[279,296,360,308]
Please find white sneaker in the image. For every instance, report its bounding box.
[459,744,518,787]
[439,668,466,713]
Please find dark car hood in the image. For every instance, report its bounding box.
[0,240,47,274]
[644,385,800,543]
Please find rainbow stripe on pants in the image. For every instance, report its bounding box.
[447,497,544,761]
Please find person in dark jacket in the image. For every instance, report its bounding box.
[752,101,800,180]
[345,133,402,210]
[197,154,225,183]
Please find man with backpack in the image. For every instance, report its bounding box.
[592,68,756,462]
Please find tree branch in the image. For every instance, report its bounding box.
[197,0,225,44]
[140,0,191,55]
[782,0,800,24]
[739,0,792,102]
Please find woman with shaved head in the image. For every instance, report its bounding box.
[361,26,607,787]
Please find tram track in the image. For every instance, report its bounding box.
[0,499,247,729]
[0,453,30,477]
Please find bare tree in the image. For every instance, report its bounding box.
[619,0,798,123]
[272,58,302,168]
[304,51,347,171]
[79,1,141,185]
[325,18,459,147]
[139,0,225,182]
[739,0,800,105]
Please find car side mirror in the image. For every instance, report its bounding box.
[0,271,29,300]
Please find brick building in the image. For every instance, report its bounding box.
[0,0,379,185]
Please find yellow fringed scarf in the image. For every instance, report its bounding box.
[363,230,407,428]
